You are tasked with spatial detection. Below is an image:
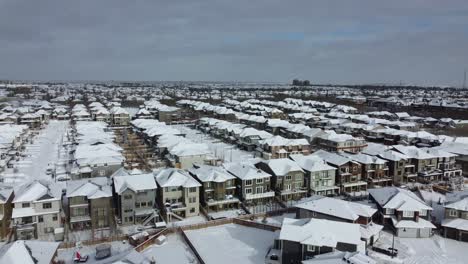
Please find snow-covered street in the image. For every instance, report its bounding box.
[1,120,70,185]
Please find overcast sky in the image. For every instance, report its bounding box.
[1,0,467,86]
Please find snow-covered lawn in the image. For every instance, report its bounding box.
[173,125,255,162]
[369,231,468,264]
[185,223,278,264]
[208,208,247,219]
[142,233,198,264]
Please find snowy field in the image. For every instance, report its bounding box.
[173,125,256,162]
[57,240,133,264]
[369,231,468,264]
[185,223,278,264]
[142,233,198,264]
[167,215,207,228]
[208,208,247,219]
[0,120,69,185]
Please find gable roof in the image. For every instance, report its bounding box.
[154,168,201,188]
[295,196,376,221]
[188,165,235,183]
[113,174,157,195]
[368,187,432,211]
[259,158,304,176]
[66,177,112,199]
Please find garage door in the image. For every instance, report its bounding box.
[445,228,458,240]
[418,228,431,238]
[461,232,468,242]
[398,228,418,238]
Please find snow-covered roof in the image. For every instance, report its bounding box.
[188,164,235,183]
[368,187,432,211]
[113,173,157,194]
[289,154,336,172]
[445,197,468,211]
[13,181,61,203]
[0,240,60,264]
[442,218,468,232]
[295,196,377,221]
[224,161,272,180]
[66,177,112,199]
[279,218,362,248]
[311,150,353,166]
[258,158,304,176]
[154,168,201,188]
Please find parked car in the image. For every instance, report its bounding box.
[73,252,88,263]
[95,244,111,260]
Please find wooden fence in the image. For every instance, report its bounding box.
[59,234,128,249]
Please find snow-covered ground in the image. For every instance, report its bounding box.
[369,231,468,264]
[142,233,198,264]
[254,213,296,227]
[184,223,278,264]
[1,120,70,185]
[57,240,132,264]
[167,215,207,228]
[208,208,247,219]
[173,125,256,162]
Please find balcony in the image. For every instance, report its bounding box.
[245,191,275,200]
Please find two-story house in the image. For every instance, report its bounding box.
[312,150,366,198]
[368,187,435,238]
[255,159,307,202]
[342,153,392,188]
[392,145,440,183]
[188,164,240,212]
[442,192,468,242]
[11,181,62,240]
[257,135,310,160]
[66,177,113,231]
[113,173,158,225]
[224,161,274,206]
[290,154,339,196]
[109,107,130,126]
[316,130,367,153]
[154,168,201,221]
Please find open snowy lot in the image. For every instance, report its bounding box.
[369,231,468,264]
[173,125,255,162]
[142,233,198,264]
[185,223,278,264]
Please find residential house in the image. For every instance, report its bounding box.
[442,193,468,242]
[342,153,392,188]
[392,145,440,183]
[224,161,274,205]
[290,154,339,196]
[257,135,310,160]
[316,130,367,153]
[256,158,307,201]
[11,181,62,240]
[273,218,363,264]
[110,107,130,126]
[113,173,158,225]
[66,177,113,230]
[154,168,201,221]
[188,164,240,212]
[312,150,366,198]
[368,187,435,238]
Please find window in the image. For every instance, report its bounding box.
[419,210,427,216]
[148,201,153,207]
[189,197,197,203]
[135,203,141,208]
[38,215,43,223]
[245,180,252,186]
[42,203,52,209]
[307,245,315,252]
[52,215,58,221]
[124,194,132,200]
[189,187,197,193]
[22,203,30,208]
[124,208,133,213]
[449,210,458,217]
[285,184,291,190]
[190,207,196,213]
[256,186,264,194]
[402,211,414,218]
[256,178,263,184]
[245,188,252,194]
[206,182,211,188]
[386,208,394,215]
[285,175,292,181]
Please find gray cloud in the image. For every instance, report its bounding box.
[0,0,467,86]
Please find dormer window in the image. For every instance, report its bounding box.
[22,202,30,208]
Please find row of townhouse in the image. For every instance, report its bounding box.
[0,124,30,174]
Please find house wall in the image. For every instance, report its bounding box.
[281,240,302,264]
[0,196,13,240]
[90,197,112,229]
[120,190,136,225]
[178,155,208,170]
[184,187,200,217]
